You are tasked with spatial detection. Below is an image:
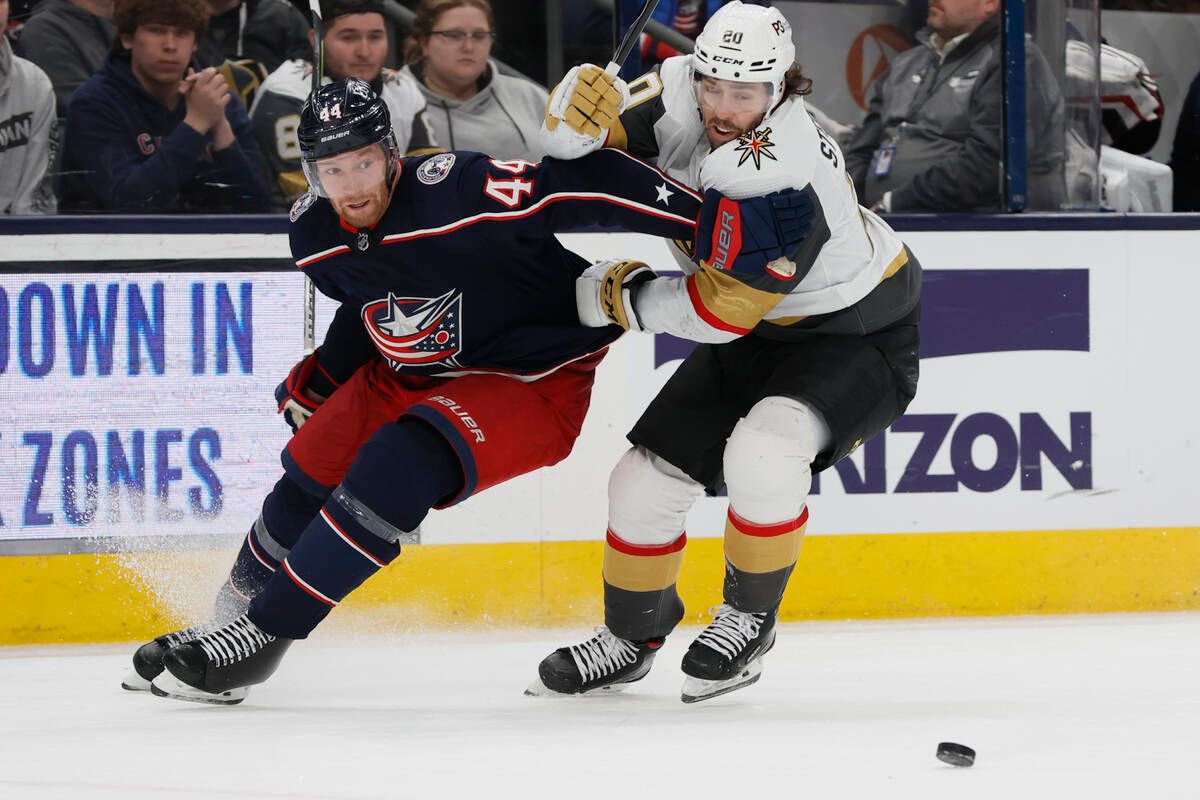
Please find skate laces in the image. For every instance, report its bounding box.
[694,605,767,661]
[164,621,219,647]
[568,626,639,682]
[195,615,275,668]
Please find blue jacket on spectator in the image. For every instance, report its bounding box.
[60,52,268,212]
[1171,70,1200,213]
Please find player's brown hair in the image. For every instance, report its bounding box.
[403,0,495,65]
[781,63,813,99]
[114,0,210,39]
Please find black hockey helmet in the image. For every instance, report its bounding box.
[298,77,399,195]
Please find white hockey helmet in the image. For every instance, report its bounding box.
[691,1,796,106]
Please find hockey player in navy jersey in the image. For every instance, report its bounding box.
[121,76,807,705]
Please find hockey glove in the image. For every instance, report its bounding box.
[694,187,821,282]
[576,259,655,331]
[546,64,630,141]
[275,351,338,432]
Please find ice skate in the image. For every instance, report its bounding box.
[527,626,662,696]
[679,605,776,703]
[121,582,248,692]
[150,614,292,706]
[122,622,220,692]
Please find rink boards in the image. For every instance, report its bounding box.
[1,217,1198,644]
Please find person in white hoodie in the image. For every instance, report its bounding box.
[399,0,547,162]
[0,0,57,214]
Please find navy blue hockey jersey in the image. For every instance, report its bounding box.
[289,148,702,383]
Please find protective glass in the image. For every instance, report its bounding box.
[692,75,773,118]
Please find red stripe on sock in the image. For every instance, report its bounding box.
[727,505,809,537]
[282,559,337,607]
[246,530,277,572]
[605,529,687,556]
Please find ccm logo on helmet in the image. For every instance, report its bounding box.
[713,55,745,65]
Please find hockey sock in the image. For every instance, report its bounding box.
[220,475,328,616]
[248,419,463,639]
[722,505,809,613]
[602,529,687,642]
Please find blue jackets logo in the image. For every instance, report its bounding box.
[362,289,463,370]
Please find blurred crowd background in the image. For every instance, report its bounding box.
[0,0,1197,216]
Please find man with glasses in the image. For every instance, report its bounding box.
[250,0,437,209]
[399,0,547,162]
[533,1,921,703]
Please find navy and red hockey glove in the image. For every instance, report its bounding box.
[275,350,339,433]
[694,187,820,281]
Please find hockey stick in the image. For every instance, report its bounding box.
[605,0,661,77]
[301,0,324,355]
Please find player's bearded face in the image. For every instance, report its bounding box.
[317,144,392,228]
[695,77,770,148]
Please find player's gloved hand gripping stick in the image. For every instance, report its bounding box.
[545,0,660,142]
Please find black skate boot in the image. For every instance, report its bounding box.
[150,614,292,705]
[679,605,777,703]
[527,626,663,696]
[121,582,248,692]
[122,622,219,692]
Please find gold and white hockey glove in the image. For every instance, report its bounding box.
[576,259,655,331]
[543,64,630,156]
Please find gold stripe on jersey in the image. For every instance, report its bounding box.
[689,265,786,333]
[724,509,808,574]
[604,116,629,150]
[762,247,911,328]
[278,170,308,202]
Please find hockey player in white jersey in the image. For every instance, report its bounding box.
[532,1,921,703]
[249,0,438,209]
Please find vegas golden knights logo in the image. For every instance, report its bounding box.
[734,127,778,170]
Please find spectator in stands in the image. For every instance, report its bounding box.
[20,0,116,121]
[639,0,767,68]
[1171,68,1200,212]
[0,0,57,213]
[59,0,268,212]
[843,0,1066,212]
[400,0,547,162]
[197,0,310,74]
[250,0,437,210]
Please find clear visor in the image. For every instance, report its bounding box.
[301,140,396,199]
[692,74,774,118]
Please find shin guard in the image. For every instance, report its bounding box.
[248,419,462,639]
[602,529,687,642]
[722,506,808,613]
[219,475,327,621]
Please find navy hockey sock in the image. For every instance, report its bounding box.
[248,419,463,639]
[222,475,328,612]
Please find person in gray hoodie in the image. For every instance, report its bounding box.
[0,0,57,213]
[19,0,116,120]
[400,0,547,163]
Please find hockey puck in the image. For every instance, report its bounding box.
[936,742,975,767]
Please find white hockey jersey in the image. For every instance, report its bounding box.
[544,54,918,342]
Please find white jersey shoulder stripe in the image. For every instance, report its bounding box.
[296,244,351,269]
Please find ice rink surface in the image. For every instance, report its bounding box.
[2,612,1198,800]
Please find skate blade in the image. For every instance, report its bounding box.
[523,677,634,698]
[680,659,764,704]
[150,672,247,706]
[120,668,152,692]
